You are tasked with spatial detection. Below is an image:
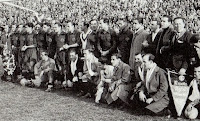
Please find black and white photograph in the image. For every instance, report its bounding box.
[0,0,200,120]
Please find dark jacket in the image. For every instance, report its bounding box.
[117,25,133,64]
[155,26,176,68]
[66,58,84,81]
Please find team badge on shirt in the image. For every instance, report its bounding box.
[48,38,52,42]
[30,38,33,42]
[71,35,76,42]
[125,37,129,41]
[60,38,65,42]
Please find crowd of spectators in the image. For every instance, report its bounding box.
[0,0,200,33]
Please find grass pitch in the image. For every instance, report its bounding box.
[0,81,191,121]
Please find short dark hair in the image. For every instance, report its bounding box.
[42,22,51,27]
[151,18,161,27]
[0,27,4,32]
[40,49,48,56]
[174,17,186,23]
[103,18,109,24]
[162,15,172,23]
[111,53,122,59]
[83,22,89,28]
[25,23,34,28]
[190,34,200,44]
[194,62,200,69]
[69,48,77,55]
[132,17,143,24]
[66,21,75,27]
[145,53,155,61]
[54,22,62,28]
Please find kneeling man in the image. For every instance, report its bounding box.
[105,53,132,107]
[138,53,169,114]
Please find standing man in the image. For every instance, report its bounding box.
[10,24,20,76]
[22,23,37,70]
[97,18,117,64]
[17,24,26,72]
[88,19,100,58]
[171,17,192,75]
[52,22,67,80]
[35,23,48,59]
[117,17,133,64]
[42,23,55,59]
[129,17,149,71]
[156,15,176,69]
[142,19,161,55]
[63,21,81,55]
[79,22,93,52]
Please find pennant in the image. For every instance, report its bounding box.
[168,71,190,116]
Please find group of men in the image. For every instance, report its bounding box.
[0,14,200,119]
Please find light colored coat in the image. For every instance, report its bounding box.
[129,28,148,70]
[106,61,132,104]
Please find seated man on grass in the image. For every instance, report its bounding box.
[34,50,56,92]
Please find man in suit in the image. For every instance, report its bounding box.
[129,17,149,71]
[171,17,192,75]
[63,49,84,92]
[142,19,161,55]
[155,15,176,69]
[138,53,169,115]
[105,53,132,107]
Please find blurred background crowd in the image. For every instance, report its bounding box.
[0,0,200,33]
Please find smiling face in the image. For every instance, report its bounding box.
[69,51,77,62]
[90,20,98,31]
[174,18,185,33]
